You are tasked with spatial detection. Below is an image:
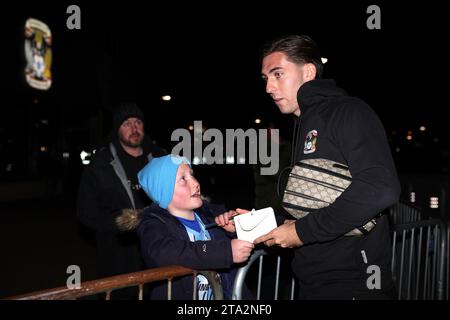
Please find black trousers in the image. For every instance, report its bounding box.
[297,282,396,300]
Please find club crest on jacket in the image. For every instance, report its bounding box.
[304,130,318,154]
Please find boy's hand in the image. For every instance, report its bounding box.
[214,210,237,233]
[235,208,250,215]
[231,239,254,263]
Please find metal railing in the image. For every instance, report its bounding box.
[232,249,294,300]
[389,202,423,225]
[3,266,223,300]
[232,249,296,300]
[391,219,448,300]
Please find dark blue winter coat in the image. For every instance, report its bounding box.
[137,202,251,300]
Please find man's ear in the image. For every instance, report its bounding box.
[303,63,317,81]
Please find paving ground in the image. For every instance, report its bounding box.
[0,196,97,298]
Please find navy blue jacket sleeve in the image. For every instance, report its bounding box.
[138,214,234,270]
[295,99,401,243]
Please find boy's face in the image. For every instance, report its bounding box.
[169,163,203,213]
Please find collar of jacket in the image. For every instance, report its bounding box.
[109,142,154,209]
[141,203,214,237]
[297,79,347,116]
[143,203,212,222]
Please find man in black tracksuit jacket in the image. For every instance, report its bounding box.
[255,35,400,299]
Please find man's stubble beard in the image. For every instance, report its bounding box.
[119,133,144,149]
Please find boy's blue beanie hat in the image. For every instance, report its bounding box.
[138,155,190,209]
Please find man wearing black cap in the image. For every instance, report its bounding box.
[77,103,166,298]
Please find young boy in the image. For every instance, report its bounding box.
[117,154,254,300]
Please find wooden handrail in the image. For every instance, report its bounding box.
[4,265,195,300]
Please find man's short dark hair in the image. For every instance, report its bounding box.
[262,35,324,79]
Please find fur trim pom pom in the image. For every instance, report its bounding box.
[116,208,142,231]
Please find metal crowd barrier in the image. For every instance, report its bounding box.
[232,249,296,300]
[232,203,449,300]
[389,202,423,225]
[3,267,223,300]
[391,219,448,300]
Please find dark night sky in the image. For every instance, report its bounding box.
[1,1,448,176]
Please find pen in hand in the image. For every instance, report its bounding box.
[205,216,235,230]
[205,209,254,229]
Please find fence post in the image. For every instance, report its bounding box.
[232,250,267,300]
[437,223,447,300]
